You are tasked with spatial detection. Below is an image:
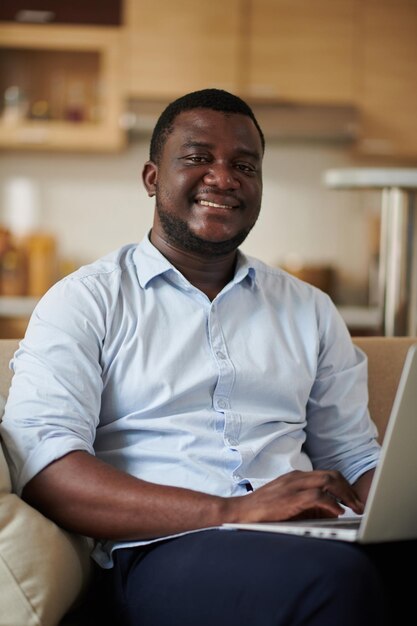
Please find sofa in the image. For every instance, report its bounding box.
[0,335,416,626]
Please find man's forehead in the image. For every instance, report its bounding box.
[169,108,263,154]
[172,108,250,129]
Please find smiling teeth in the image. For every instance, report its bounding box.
[200,200,233,209]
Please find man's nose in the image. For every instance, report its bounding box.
[203,164,240,189]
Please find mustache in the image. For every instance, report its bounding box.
[195,188,243,208]
[196,187,239,197]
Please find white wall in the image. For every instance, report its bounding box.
[0,138,379,303]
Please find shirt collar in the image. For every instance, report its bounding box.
[134,232,257,289]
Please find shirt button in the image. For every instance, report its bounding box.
[217,399,227,409]
[216,350,226,360]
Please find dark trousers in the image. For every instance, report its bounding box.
[96,529,415,626]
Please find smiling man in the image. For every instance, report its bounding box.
[1,89,393,625]
[144,100,265,301]
[146,106,263,257]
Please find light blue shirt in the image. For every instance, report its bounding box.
[0,234,380,568]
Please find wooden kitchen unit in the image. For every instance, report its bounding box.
[355,0,417,159]
[1,0,417,158]
[0,23,125,152]
[244,0,355,103]
[122,0,242,99]
[122,0,356,105]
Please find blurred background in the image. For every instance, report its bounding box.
[0,0,416,338]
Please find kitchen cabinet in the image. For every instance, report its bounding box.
[1,1,416,157]
[123,0,355,105]
[355,0,417,159]
[244,0,355,103]
[123,0,242,99]
[0,23,126,152]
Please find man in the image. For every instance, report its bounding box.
[1,89,388,625]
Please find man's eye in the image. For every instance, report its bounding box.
[186,156,208,163]
[236,163,255,173]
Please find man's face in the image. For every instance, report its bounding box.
[143,108,263,257]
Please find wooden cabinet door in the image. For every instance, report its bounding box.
[245,0,355,103]
[124,0,241,99]
[355,0,417,158]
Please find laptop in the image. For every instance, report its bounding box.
[223,343,417,543]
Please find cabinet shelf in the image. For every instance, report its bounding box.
[0,296,39,318]
[0,23,125,152]
[0,118,124,152]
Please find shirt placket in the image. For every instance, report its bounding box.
[208,301,241,460]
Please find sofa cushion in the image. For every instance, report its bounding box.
[0,491,92,626]
[0,445,11,494]
[0,391,92,626]
[0,407,11,494]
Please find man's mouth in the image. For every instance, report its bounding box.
[199,199,238,210]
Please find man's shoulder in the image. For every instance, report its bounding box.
[27,244,142,337]
[68,243,139,284]
[34,243,140,316]
[247,255,328,296]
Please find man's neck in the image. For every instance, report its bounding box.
[150,230,237,300]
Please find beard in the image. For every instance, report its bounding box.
[155,204,256,258]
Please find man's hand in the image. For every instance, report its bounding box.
[224,470,365,524]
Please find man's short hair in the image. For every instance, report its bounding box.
[149,88,265,163]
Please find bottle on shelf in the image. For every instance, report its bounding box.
[24,232,58,297]
[0,227,27,296]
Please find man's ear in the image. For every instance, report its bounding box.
[142,161,158,197]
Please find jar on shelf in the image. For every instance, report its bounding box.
[65,81,86,122]
[2,85,29,125]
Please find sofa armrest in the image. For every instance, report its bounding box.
[353,336,417,443]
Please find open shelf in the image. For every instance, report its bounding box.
[0,23,125,152]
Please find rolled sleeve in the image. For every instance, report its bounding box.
[1,276,105,495]
[305,295,381,483]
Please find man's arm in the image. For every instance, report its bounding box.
[23,450,364,540]
[352,469,375,504]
